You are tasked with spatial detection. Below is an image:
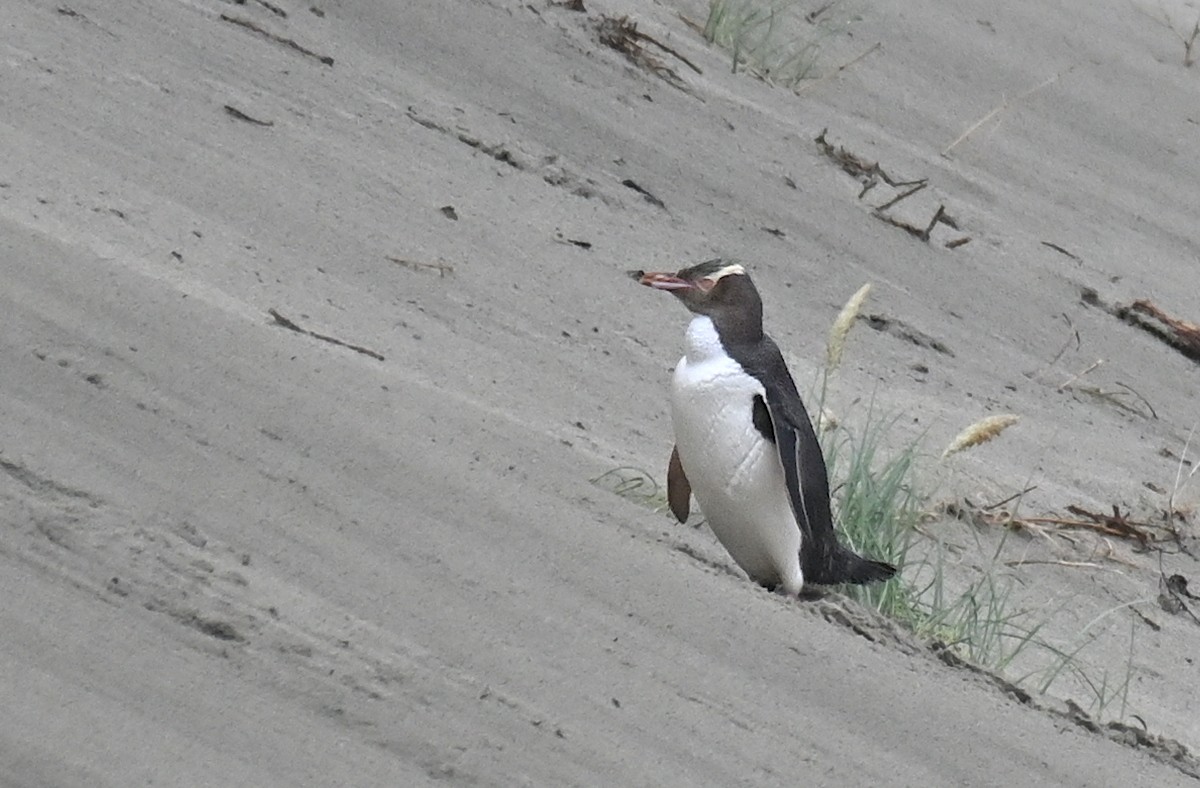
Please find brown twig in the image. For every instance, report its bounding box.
[1121,299,1200,362]
[805,1,839,23]
[597,15,685,88]
[224,105,274,126]
[1065,504,1156,546]
[1040,241,1082,262]
[965,498,1176,550]
[267,308,385,360]
[815,129,925,193]
[629,28,702,74]
[873,181,927,212]
[981,485,1039,512]
[252,0,288,17]
[872,207,957,243]
[219,14,334,66]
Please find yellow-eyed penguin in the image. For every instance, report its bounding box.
[634,259,896,595]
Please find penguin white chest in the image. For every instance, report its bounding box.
[669,316,803,593]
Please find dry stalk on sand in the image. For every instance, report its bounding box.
[945,497,1181,564]
[386,256,455,277]
[597,15,699,89]
[942,68,1071,157]
[1057,358,1104,391]
[1167,424,1200,524]
[1081,287,1200,364]
[1009,505,1178,549]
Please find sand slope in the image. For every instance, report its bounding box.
[3,0,1199,784]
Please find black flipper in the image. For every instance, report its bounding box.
[743,340,896,585]
[667,444,691,523]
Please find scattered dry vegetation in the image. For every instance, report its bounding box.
[596,14,700,90]
[815,129,970,247]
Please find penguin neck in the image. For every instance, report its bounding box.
[684,315,753,364]
[683,308,763,364]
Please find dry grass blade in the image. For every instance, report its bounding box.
[1057,358,1104,391]
[826,282,871,371]
[942,69,1070,157]
[942,414,1019,458]
[386,256,455,277]
[1168,423,1200,524]
[1003,559,1108,571]
[793,41,881,94]
[591,466,670,514]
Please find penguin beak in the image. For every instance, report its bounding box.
[634,270,695,291]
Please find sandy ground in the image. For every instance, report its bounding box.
[3,0,1200,784]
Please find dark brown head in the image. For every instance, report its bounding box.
[631,259,764,344]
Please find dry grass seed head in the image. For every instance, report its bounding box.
[942,414,1020,458]
[826,282,871,371]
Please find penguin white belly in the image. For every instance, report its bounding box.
[670,321,803,594]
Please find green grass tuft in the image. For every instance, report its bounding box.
[702,0,850,86]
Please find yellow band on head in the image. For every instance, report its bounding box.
[710,262,746,280]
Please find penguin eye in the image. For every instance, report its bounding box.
[697,277,718,293]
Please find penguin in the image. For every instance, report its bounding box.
[634,259,896,596]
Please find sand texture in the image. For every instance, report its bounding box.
[3,0,1200,784]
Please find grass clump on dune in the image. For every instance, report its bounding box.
[603,278,1142,723]
[818,295,1034,669]
[819,283,1138,718]
[702,0,852,85]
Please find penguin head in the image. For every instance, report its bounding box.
[633,259,763,337]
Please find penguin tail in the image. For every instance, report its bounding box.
[826,548,897,585]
